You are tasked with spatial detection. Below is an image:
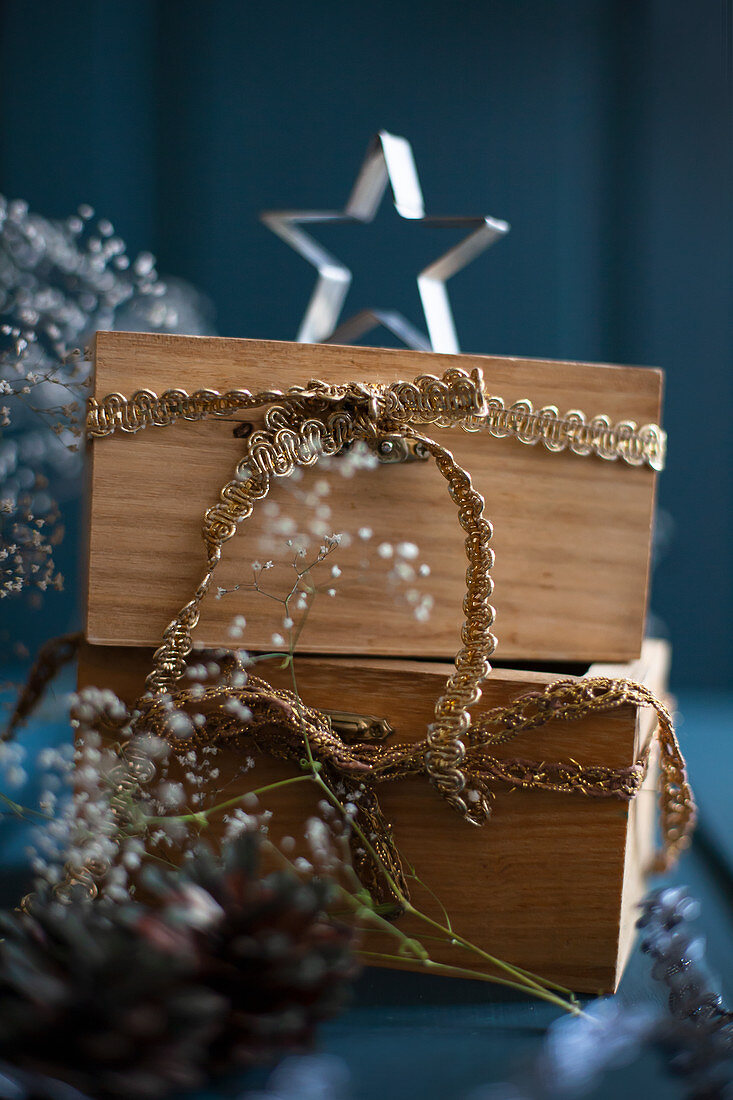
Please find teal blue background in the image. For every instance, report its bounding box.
[0,0,731,688]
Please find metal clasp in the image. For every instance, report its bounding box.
[233,420,428,465]
[325,710,395,742]
[330,433,429,465]
[373,434,429,464]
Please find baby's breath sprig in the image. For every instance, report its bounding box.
[0,194,214,618]
[215,535,344,652]
[1,519,580,1014]
[113,555,583,1016]
[214,444,436,628]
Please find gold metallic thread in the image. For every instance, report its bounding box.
[74,365,692,904]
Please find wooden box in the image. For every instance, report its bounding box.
[80,330,669,994]
[85,331,662,664]
[77,638,667,995]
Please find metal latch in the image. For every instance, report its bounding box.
[325,710,395,742]
[373,434,429,464]
[233,422,427,464]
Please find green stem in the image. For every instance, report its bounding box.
[0,792,50,821]
[245,652,291,667]
[357,951,584,1014]
[264,840,580,1014]
[404,900,557,996]
[284,659,568,1005]
[306,762,563,999]
[143,772,315,826]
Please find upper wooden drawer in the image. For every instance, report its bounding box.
[85,331,662,664]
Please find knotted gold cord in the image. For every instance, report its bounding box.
[80,365,693,903]
[4,633,695,909]
[130,660,693,908]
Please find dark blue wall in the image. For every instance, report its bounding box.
[1,0,731,688]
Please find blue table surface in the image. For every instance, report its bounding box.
[1,671,731,1100]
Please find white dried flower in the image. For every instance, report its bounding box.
[157,781,186,809]
[167,711,195,739]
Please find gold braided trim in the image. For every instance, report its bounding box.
[142,423,497,822]
[86,371,488,438]
[84,369,494,821]
[479,396,666,470]
[86,368,666,470]
[131,662,694,908]
[84,364,674,827]
[4,638,696,910]
[69,362,690,907]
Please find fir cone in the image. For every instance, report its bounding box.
[147,834,359,1073]
[0,899,224,1100]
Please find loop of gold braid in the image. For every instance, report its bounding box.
[469,676,696,871]
[139,369,497,822]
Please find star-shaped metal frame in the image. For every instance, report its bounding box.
[261,130,509,353]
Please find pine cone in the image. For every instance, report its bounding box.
[0,836,358,1098]
[0,900,224,1100]
[148,834,359,1073]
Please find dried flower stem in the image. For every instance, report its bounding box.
[358,951,578,1002]
[187,561,585,1012]
[276,648,579,1009]
[143,772,317,828]
[0,791,49,821]
[265,836,582,1014]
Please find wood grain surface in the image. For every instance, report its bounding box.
[77,638,669,993]
[85,332,662,663]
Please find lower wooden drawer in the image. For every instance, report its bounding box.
[77,638,669,995]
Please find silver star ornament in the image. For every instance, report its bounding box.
[261,130,509,353]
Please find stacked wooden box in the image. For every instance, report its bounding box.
[80,330,666,993]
